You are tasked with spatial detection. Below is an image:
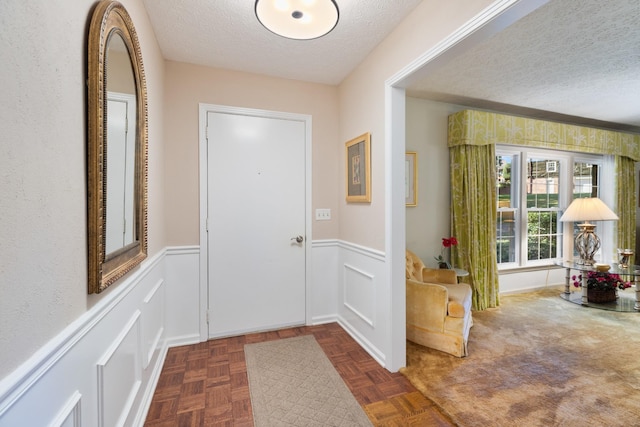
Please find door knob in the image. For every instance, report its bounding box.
[291,235,304,243]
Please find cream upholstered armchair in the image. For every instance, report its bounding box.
[406,250,473,357]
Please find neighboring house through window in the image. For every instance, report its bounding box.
[496,146,610,269]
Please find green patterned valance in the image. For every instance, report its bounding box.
[448,109,640,161]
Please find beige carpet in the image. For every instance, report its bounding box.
[245,335,372,426]
[401,287,640,427]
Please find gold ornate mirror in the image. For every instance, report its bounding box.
[87,1,147,294]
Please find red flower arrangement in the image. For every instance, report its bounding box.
[572,271,632,291]
[435,236,458,268]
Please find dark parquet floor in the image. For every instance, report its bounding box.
[144,322,454,426]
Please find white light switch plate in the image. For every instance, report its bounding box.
[315,208,331,220]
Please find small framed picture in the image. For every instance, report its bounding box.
[345,132,371,203]
[406,152,417,206]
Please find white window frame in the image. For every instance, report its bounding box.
[565,154,615,263]
[520,149,568,268]
[496,148,521,268]
[496,146,611,270]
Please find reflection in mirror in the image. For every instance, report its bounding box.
[105,34,136,255]
[88,1,147,294]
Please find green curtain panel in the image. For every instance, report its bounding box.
[448,110,639,311]
[450,144,500,310]
[615,156,636,254]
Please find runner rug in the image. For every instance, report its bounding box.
[244,335,372,426]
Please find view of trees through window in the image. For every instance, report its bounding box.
[526,158,561,262]
[496,151,600,267]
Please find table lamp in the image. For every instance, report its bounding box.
[559,197,618,265]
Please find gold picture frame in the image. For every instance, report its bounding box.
[87,1,148,294]
[345,132,371,203]
[405,152,417,206]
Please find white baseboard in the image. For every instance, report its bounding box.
[165,334,203,349]
[500,283,565,296]
[336,317,386,367]
[310,315,338,325]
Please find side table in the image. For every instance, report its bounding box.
[453,268,469,281]
[554,260,640,312]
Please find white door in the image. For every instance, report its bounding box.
[105,94,136,254]
[206,110,307,338]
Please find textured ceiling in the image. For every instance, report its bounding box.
[405,0,640,132]
[143,0,640,132]
[142,0,423,85]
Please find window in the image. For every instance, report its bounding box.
[496,155,518,264]
[496,147,606,268]
[570,160,600,259]
[546,161,557,173]
[573,161,598,198]
[526,156,561,263]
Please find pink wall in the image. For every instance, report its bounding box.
[162,1,496,251]
[163,63,340,245]
[338,0,495,250]
[0,0,166,379]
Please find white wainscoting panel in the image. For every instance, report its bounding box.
[343,263,375,327]
[337,241,387,366]
[0,250,168,427]
[97,311,142,427]
[164,247,201,346]
[50,391,81,427]
[309,240,339,324]
[0,242,395,426]
[142,279,165,369]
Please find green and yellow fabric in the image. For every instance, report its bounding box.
[616,156,636,252]
[448,109,639,310]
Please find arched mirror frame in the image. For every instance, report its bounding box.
[88,1,148,294]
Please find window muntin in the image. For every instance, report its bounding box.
[496,148,605,269]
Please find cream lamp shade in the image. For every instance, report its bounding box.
[559,197,618,265]
[255,0,340,40]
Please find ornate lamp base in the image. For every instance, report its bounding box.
[575,223,599,265]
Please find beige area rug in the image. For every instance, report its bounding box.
[401,287,640,427]
[245,335,372,426]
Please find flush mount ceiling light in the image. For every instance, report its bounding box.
[255,0,339,40]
